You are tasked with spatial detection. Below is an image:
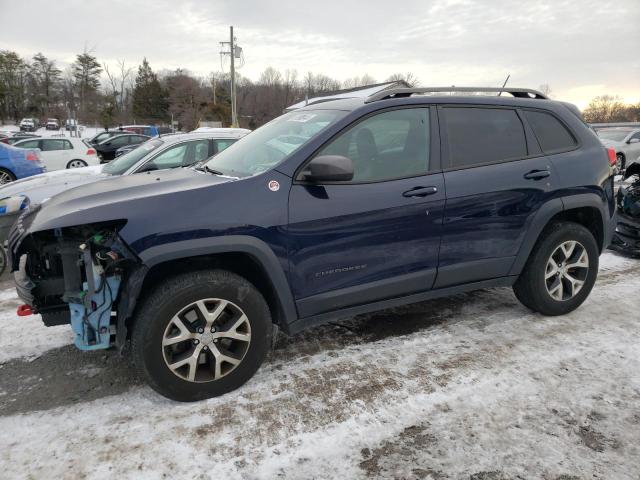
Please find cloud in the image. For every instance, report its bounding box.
[0,0,638,106]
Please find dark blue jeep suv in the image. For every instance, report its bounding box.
[10,87,615,401]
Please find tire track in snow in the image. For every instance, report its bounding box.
[0,254,638,479]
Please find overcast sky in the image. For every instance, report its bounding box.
[1,0,638,109]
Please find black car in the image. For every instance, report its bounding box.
[11,86,616,401]
[95,134,150,162]
[88,130,134,146]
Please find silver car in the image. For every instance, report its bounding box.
[0,130,249,207]
[597,128,640,171]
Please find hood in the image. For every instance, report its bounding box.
[0,166,106,204]
[27,167,235,233]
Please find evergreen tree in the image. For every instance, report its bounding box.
[132,58,168,122]
[72,51,102,116]
[30,53,61,116]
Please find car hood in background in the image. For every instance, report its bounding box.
[0,165,107,204]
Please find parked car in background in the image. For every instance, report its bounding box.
[597,128,640,171]
[19,118,37,132]
[94,133,150,162]
[120,125,159,136]
[0,130,248,206]
[0,142,44,184]
[9,87,615,401]
[45,118,60,130]
[88,129,133,146]
[12,137,99,171]
[65,119,78,131]
[1,133,40,145]
[114,144,139,158]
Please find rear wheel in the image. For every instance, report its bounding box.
[132,269,272,401]
[0,168,16,185]
[513,222,599,315]
[67,159,88,168]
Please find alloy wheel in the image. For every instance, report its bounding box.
[0,171,14,184]
[162,298,251,383]
[545,240,589,301]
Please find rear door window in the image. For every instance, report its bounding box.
[42,139,66,151]
[443,107,527,168]
[522,110,577,154]
[213,139,236,154]
[110,136,130,147]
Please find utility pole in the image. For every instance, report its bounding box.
[220,26,240,127]
[230,26,237,127]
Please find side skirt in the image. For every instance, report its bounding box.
[287,276,518,335]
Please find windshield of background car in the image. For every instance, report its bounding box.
[101,139,163,175]
[597,129,632,142]
[204,110,347,178]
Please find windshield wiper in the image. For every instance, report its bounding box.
[195,165,224,175]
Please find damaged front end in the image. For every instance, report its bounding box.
[610,164,640,258]
[10,214,142,351]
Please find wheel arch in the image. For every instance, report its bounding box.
[510,194,608,276]
[127,236,297,335]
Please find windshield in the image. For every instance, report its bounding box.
[597,129,632,142]
[204,109,347,178]
[102,139,163,175]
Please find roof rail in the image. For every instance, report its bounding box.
[365,87,548,103]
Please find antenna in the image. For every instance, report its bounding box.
[497,74,510,96]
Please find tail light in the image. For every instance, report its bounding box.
[86,148,96,155]
[607,148,617,167]
[26,151,40,162]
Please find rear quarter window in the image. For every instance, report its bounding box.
[523,110,577,154]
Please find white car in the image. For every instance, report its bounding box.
[11,137,100,171]
[0,130,249,205]
[597,128,640,171]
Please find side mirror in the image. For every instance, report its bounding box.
[300,155,354,183]
[628,138,640,144]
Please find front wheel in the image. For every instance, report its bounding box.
[513,222,599,316]
[132,269,272,401]
[67,159,88,168]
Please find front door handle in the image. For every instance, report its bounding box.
[402,186,438,197]
[523,169,551,180]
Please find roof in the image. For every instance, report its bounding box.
[285,81,410,111]
[189,127,251,136]
[156,131,250,143]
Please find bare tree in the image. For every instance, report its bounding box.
[103,59,134,119]
[583,95,631,123]
[538,84,552,98]
[386,72,420,87]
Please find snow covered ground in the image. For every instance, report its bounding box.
[0,252,639,479]
[1,124,102,139]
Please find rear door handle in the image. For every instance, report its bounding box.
[523,169,551,180]
[402,186,438,197]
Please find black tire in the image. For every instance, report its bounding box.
[66,159,88,168]
[513,222,599,316]
[132,269,272,401]
[616,153,625,172]
[0,168,16,185]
